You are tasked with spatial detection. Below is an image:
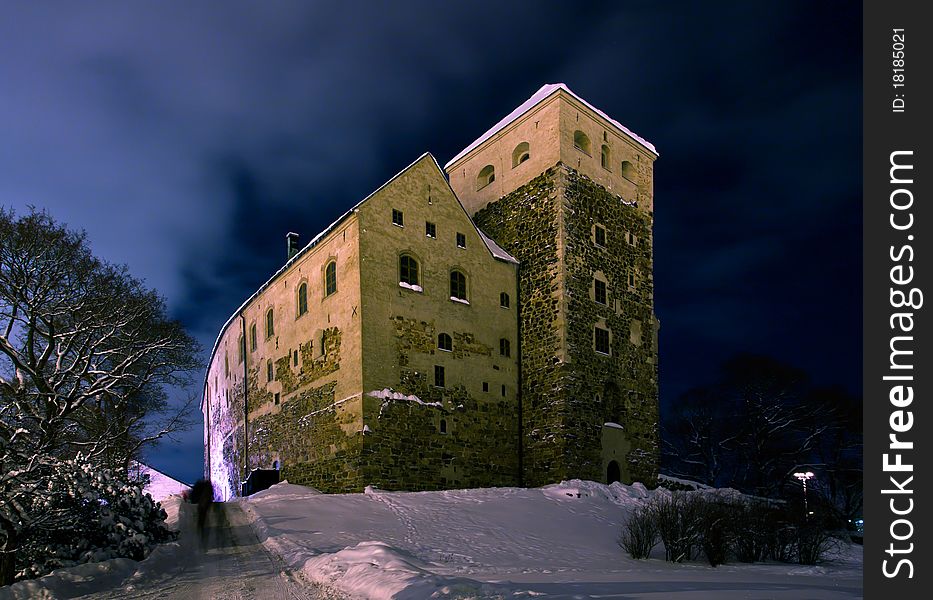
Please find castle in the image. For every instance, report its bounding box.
[202,84,659,500]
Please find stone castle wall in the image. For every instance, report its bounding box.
[358,315,520,490]
[474,163,659,487]
[560,166,659,485]
[473,167,569,486]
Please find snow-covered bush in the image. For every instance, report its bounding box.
[619,504,659,559]
[624,492,841,567]
[13,455,176,581]
[732,500,776,562]
[697,500,737,567]
[650,493,703,562]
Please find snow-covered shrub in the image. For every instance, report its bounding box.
[794,523,838,565]
[650,492,703,562]
[697,499,737,567]
[731,500,777,562]
[14,456,176,581]
[619,504,659,559]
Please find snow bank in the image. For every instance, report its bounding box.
[302,541,503,600]
[240,480,862,599]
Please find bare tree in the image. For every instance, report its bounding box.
[0,209,200,584]
[663,354,839,498]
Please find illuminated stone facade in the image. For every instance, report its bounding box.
[203,84,659,497]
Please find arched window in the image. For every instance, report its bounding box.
[400,255,419,286]
[621,160,636,181]
[476,165,495,190]
[500,292,510,308]
[439,418,447,434]
[237,335,245,363]
[438,333,452,352]
[450,270,467,301]
[297,282,308,316]
[511,142,530,168]
[324,261,337,296]
[601,145,611,169]
[265,308,275,338]
[573,130,591,154]
[250,323,257,351]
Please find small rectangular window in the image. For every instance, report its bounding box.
[426,221,436,238]
[594,225,606,247]
[501,384,506,398]
[274,392,280,406]
[482,382,489,392]
[628,271,637,289]
[500,338,511,357]
[434,365,445,388]
[595,279,607,305]
[392,209,404,227]
[293,349,299,366]
[595,327,611,355]
[500,292,510,308]
[456,232,466,248]
[267,360,274,382]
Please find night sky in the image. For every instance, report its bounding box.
[1,2,861,485]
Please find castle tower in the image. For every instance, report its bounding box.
[445,84,660,486]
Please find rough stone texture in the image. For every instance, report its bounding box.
[561,166,659,486]
[360,314,518,490]
[473,169,569,484]
[474,163,659,487]
[249,382,365,493]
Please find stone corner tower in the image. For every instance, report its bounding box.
[445,83,660,487]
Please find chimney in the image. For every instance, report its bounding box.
[286,232,300,260]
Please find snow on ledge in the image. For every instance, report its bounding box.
[367,389,443,413]
[449,296,470,305]
[603,422,624,430]
[398,281,423,292]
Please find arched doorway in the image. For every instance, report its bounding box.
[607,460,621,484]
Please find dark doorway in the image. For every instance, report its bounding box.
[607,460,621,484]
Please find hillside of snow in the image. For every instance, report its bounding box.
[240,480,863,599]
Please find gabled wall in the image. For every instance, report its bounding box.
[357,155,520,489]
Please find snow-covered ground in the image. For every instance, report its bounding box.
[241,480,863,599]
[0,480,862,599]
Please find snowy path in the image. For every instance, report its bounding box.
[76,502,344,600]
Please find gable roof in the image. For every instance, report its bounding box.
[203,153,517,407]
[445,83,658,169]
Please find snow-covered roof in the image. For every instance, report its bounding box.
[478,229,517,264]
[445,83,657,169]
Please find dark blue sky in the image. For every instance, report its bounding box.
[1,1,861,485]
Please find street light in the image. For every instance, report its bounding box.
[794,471,815,519]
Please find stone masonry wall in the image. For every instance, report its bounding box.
[474,164,659,487]
[245,326,365,493]
[360,315,519,490]
[473,168,571,486]
[560,166,659,485]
